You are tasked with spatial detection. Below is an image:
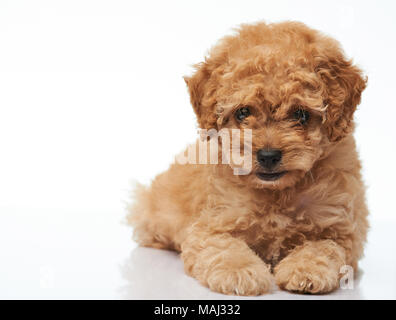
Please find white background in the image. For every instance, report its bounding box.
[0,0,395,299]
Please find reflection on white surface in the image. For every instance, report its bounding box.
[119,247,365,300]
[0,206,395,299]
[117,218,396,300]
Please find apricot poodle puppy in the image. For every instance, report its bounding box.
[128,21,368,295]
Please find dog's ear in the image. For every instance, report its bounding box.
[184,61,218,130]
[315,42,367,142]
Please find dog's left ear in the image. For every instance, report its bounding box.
[184,61,219,130]
[315,41,367,142]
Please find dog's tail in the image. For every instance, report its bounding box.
[126,181,179,250]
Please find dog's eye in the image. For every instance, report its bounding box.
[293,109,310,124]
[235,107,251,122]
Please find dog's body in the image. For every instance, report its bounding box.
[128,22,368,295]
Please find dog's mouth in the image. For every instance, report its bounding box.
[256,171,287,181]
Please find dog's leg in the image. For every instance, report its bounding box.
[274,239,347,294]
[181,229,273,296]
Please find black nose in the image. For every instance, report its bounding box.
[257,149,282,170]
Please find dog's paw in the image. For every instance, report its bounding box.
[274,257,339,294]
[206,263,273,296]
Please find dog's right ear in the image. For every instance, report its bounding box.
[184,61,218,130]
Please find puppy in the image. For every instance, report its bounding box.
[128,21,368,295]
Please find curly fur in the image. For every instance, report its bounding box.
[127,21,369,296]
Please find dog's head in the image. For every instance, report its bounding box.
[185,22,366,189]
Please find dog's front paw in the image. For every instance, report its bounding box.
[206,262,273,296]
[274,257,339,294]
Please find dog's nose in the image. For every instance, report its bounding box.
[257,149,282,170]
